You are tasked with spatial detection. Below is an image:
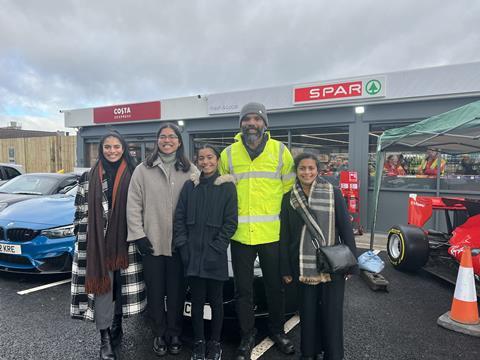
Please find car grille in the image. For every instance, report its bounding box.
[6,228,40,242]
[0,253,32,265]
[0,227,4,240]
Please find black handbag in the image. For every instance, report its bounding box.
[312,237,357,274]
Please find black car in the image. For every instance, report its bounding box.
[183,251,298,320]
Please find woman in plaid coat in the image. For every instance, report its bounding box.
[71,132,146,360]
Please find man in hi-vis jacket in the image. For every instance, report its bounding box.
[220,102,295,360]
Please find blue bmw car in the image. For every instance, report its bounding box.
[0,174,78,273]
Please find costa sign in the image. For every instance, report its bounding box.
[293,77,385,105]
[94,101,161,124]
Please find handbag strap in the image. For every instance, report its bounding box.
[294,206,328,247]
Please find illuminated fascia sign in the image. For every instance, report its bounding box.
[93,101,161,124]
[293,76,386,105]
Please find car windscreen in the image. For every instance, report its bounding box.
[0,175,60,195]
[65,184,78,196]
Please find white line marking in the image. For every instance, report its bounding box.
[251,314,300,360]
[373,249,381,255]
[17,279,71,295]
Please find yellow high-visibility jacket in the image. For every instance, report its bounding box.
[219,132,295,245]
[418,158,446,175]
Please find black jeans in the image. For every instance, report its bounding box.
[231,240,285,336]
[189,276,224,342]
[142,252,185,337]
[298,275,345,360]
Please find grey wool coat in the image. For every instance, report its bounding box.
[127,157,199,256]
[70,170,147,322]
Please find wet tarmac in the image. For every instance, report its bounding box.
[0,252,479,360]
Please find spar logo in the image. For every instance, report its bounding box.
[365,79,381,95]
[293,76,385,104]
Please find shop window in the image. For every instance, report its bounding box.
[368,123,438,190]
[440,153,480,192]
[191,131,237,163]
[191,127,348,185]
[369,124,480,193]
[290,126,349,186]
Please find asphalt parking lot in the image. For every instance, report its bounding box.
[0,251,479,360]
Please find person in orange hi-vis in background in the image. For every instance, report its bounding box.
[417,149,446,176]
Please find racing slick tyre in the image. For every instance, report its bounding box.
[387,224,429,272]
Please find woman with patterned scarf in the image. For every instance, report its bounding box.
[71,132,146,360]
[279,153,358,360]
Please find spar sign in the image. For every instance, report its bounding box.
[293,76,385,105]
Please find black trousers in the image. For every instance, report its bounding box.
[298,275,345,360]
[189,276,224,342]
[231,240,285,336]
[142,252,185,337]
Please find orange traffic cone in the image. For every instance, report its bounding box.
[449,246,479,325]
[437,246,480,337]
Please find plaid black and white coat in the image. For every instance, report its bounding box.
[70,170,147,322]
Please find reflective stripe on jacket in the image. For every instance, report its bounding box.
[418,158,446,175]
[219,132,295,245]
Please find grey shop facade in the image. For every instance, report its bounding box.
[64,62,480,232]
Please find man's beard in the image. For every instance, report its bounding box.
[242,126,265,145]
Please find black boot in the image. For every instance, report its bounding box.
[110,314,123,347]
[235,329,256,360]
[99,328,116,360]
[191,340,205,360]
[153,336,167,357]
[168,335,183,355]
[270,332,295,354]
[206,340,222,360]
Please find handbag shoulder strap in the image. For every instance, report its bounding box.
[294,206,327,247]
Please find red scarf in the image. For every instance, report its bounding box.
[85,159,131,295]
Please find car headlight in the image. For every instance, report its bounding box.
[41,225,75,238]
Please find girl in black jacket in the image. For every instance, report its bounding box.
[174,144,238,360]
[280,153,358,360]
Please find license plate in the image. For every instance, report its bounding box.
[0,243,22,255]
[183,301,212,320]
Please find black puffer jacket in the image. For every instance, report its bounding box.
[174,172,238,281]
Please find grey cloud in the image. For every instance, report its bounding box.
[0,0,479,131]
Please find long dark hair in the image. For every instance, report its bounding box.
[97,131,136,173]
[145,123,191,172]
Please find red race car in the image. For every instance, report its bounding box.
[386,195,480,292]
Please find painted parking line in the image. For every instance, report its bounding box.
[17,279,71,295]
[251,314,300,360]
[373,249,381,255]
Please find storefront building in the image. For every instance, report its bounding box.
[64,62,480,232]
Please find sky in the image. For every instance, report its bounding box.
[1,0,479,132]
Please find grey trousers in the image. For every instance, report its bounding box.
[95,271,122,330]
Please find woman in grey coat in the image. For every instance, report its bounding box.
[127,123,198,357]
